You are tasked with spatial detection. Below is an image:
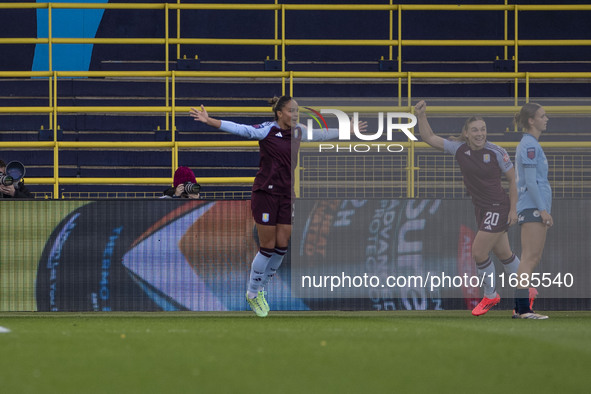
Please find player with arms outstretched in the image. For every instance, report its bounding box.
[415,100,520,316]
[191,96,366,317]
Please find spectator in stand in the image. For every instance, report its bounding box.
[0,159,33,199]
[161,166,201,199]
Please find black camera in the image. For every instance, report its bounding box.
[183,182,201,195]
[1,161,25,186]
[0,174,14,186]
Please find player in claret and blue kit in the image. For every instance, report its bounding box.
[415,100,523,317]
[191,96,366,317]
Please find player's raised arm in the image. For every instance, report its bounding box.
[414,100,445,151]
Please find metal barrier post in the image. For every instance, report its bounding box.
[48,3,53,130]
[407,73,415,198]
[165,3,170,132]
[53,71,59,198]
[281,4,286,95]
[504,0,509,60]
[526,72,530,103]
[172,70,176,142]
[274,0,279,60]
[177,0,181,59]
[389,0,394,61]
[397,4,402,107]
[514,5,519,72]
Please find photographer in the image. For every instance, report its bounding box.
[0,159,33,199]
[161,166,201,199]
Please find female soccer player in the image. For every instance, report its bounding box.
[415,100,520,316]
[191,96,366,317]
[513,103,551,319]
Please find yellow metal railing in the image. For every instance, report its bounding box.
[1,3,591,197]
[3,70,591,197]
[2,3,591,75]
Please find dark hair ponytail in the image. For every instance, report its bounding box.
[514,103,542,131]
[269,96,292,120]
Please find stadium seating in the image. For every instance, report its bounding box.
[1,2,590,198]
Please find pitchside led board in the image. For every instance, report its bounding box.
[0,199,589,312]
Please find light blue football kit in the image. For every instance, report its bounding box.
[515,133,552,214]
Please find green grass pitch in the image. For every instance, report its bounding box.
[1,311,589,393]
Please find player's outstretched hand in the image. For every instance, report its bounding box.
[352,118,369,135]
[190,105,209,124]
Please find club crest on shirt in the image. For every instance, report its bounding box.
[527,147,536,159]
[503,153,510,162]
[483,154,490,163]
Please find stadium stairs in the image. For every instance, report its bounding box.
[1,59,590,197]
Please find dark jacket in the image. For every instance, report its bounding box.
[161,187,178,198]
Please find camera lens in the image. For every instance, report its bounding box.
[0,174,14,186]
[184,182,201,195]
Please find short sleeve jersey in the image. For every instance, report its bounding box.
[515,133,552,213]
[443,139,513,209]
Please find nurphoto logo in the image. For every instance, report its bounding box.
[303,108,418,153]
